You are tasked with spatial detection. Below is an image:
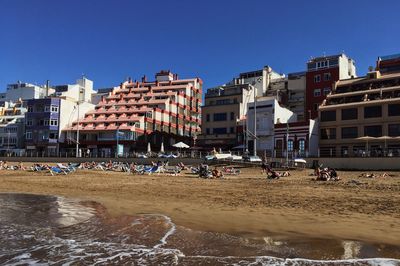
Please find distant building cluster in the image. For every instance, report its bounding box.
[1,53,400,158]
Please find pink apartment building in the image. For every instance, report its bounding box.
[63,71,202,156]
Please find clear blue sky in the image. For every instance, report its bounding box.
[1,0,399,91]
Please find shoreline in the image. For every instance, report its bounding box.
[0,168,399,248]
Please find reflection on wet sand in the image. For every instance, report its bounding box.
[0,193,399,265]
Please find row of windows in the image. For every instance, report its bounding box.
[276,139,306,152]
[321,124,400,139]
[207,98,238,106]
[0,137,17,144]
[25,131,58,140]
[27,105,59,113]
[314,73,331,83]
[313,88,331,97]
[26,119,59,126]
[1,127,18,133]
[205,127,235,135]
[321,104,400,121]
[206,112,235,122]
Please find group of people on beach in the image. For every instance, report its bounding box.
[0,161,27,171]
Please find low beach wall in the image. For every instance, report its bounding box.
[305,157,400,170]
[0,157,204,166]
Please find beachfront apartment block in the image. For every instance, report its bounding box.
[318,54,400,157]
[62,71,202,157]
[198,83,255,150]
[0,100,27,156]
[199,66,291,151]
[24,77,95,156]
[306,54,356,119]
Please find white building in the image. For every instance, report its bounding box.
[247,97,297,155]
[53,77,95,103]
[3,82,52,102]
[229,65,286,98]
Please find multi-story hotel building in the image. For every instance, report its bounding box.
[319,54,400,157]
[63,71,202,157]
[306,54,356,119]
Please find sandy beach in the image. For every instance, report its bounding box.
[0,165,399,248]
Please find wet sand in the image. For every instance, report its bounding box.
[0,166,399,248]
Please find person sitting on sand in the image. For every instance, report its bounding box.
[212,167,223,179]
[18,162,26,171]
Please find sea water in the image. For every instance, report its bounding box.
[0,193,399,266]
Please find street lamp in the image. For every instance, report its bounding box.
[248,84,257,157]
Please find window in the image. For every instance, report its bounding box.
[341,127,358,139]
[216,99,231,105]
[44,120,50,126]
[50,119,58,126]
[321,110,336,121]
[206,128,210,135]
[45,106,50,112]
[388,104,400,116]
[324,73,331,81]
[28,106,33,112]
[51,105,59,112]
[313,89,321,97]
[364,125,382,137]
[341,108,358,120]
[313,103,319,111]
[213,113,227,121]
[49,132,58,139]
[314,75,321,83]
[323,88,331,95]
[287,140,293,151]
[317,61,328,69]
[364,106,382,118]
[230,112,235,121]
[26,119,33,126]
[213,128,227,134]
[206,114,210,122]
[320,128,336,139]
[230,127,235,133]
[26,132,32,139]
[299,139,305,151]
[388,124,400,137]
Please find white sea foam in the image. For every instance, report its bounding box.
[153,215,177,249]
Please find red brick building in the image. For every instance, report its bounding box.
[305,54,356,119]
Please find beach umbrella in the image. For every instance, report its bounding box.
[172,142,190,148]
[160,142,165,153]
[147,142,152,153]
[172,141,189,156]
[377,136,393,147]
[357,136,376,154]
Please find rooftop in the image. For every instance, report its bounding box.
[379,53,400,61]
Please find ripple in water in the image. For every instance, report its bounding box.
[0,193,399,265]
